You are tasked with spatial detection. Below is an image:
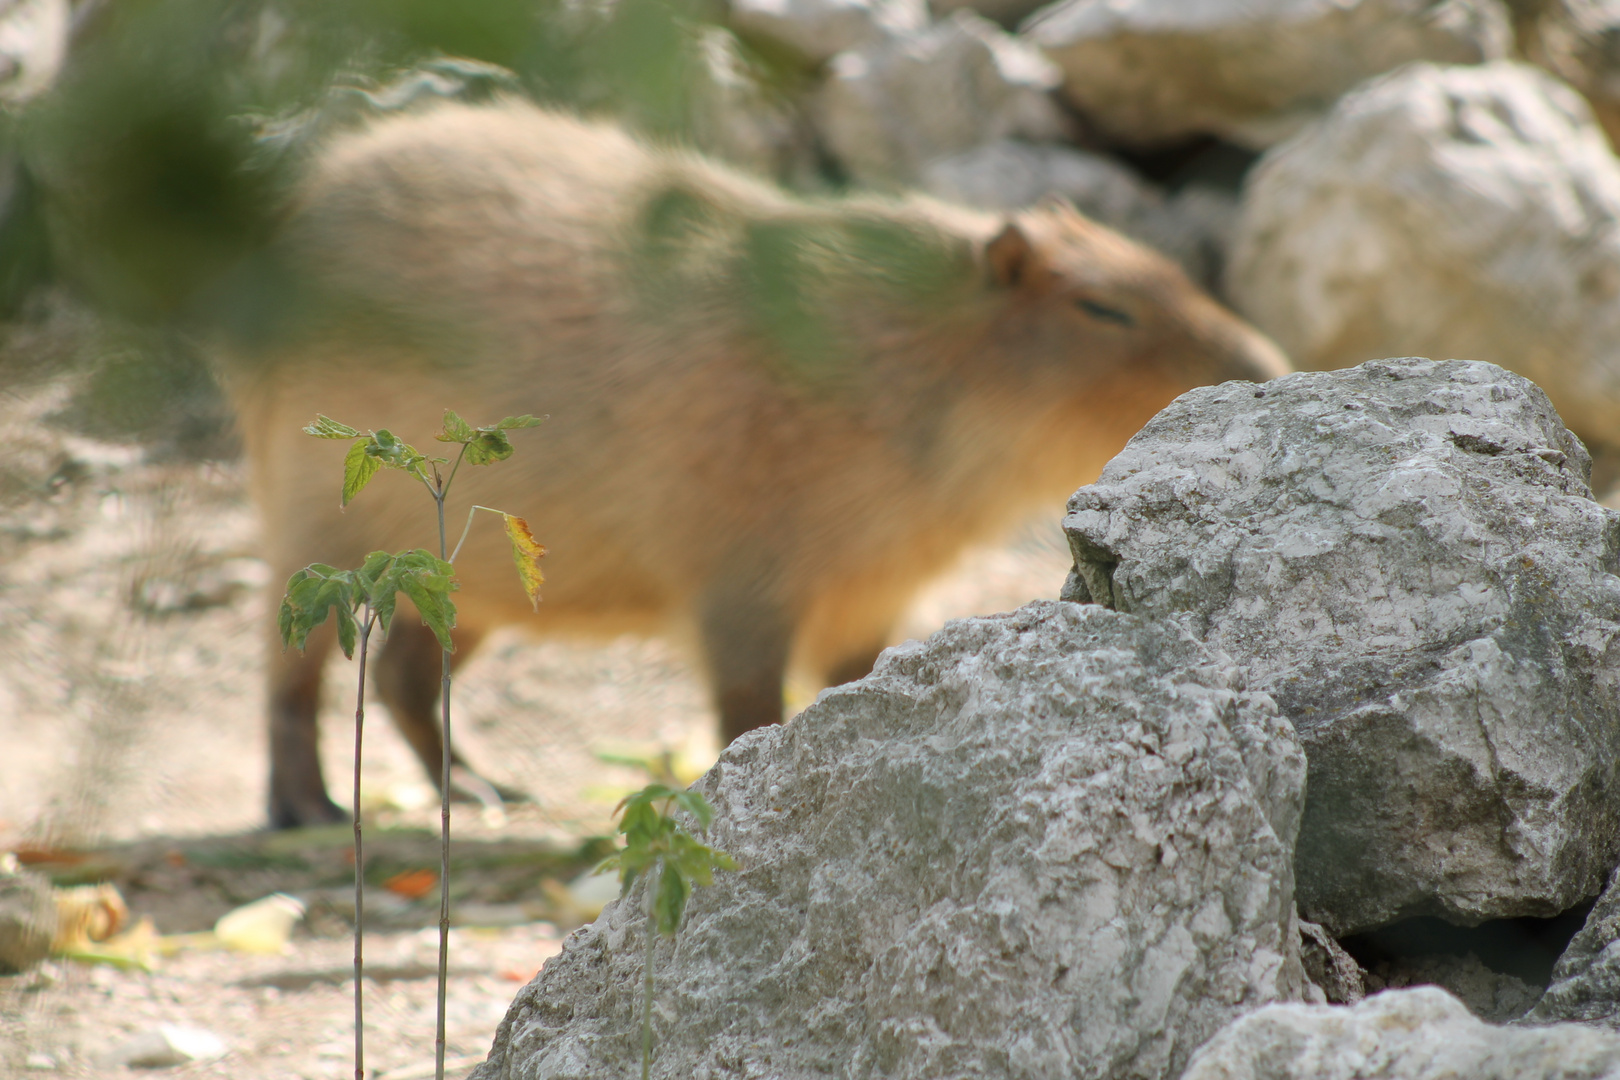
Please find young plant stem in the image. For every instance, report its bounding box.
[432,448,465,1080]
[642,864,659,1080]
[353,612,375,1080]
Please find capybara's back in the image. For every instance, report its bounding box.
[225,100,1289,827]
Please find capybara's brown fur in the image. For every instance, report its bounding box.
[224,101,1289,827]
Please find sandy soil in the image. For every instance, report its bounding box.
[0,368,1074,1078]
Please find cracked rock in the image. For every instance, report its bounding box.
[472,601,1306,1080]
[1063,357,1620,935]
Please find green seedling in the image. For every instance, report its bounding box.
[598,784,736,1080]
[279,409,543,1080]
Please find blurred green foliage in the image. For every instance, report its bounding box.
[0,0,741,452]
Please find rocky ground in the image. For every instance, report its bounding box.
[0,358,1073,1078]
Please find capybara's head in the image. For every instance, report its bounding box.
[974,197,1290,453]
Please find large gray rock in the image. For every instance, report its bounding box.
[1021,0,1510,148]
[1181,986,1620,1079]
[811,11,1071,186]
[1526,869,1620,1027]
[1228,61,1620,451]
[472,602,1308,1080]
[1062,358,1620,935]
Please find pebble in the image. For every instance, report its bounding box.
[102,1023,228,1068]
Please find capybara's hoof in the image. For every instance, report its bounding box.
[269,793,350,830]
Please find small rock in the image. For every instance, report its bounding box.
[1299,920,1365,1005]
[102,1025,228,1069]
[1181,986,1620,1079]
[23,1052,56,1071]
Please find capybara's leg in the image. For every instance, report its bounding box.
[371,621,521,803]
[825,642,887,689]
[699,583,792,744]
[268,623,347,829]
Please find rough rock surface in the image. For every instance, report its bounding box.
[1021,0,1509,147]
[811,10,1070,185]
[1228,61,1620,448]
[472,602,1307,1080]
[1527,869,1620,1027]
[728,0,929,66]
[1062,358,1620,935]
[919,141,1239,288]
[1180,986,1620,1079]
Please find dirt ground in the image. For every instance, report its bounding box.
[0,363,1074,1078]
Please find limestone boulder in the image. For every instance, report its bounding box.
[1062,358,1620,935]
[1181,986,1620,1079]
[1519,0,1620,150]
[1526,868,1620,1027]
[472,602,1307,1080]
[810,10,1070,186]
[1228,61,1620,451]
[1021,0,1509,148]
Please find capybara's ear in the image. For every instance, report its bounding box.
[986,222,1038,288]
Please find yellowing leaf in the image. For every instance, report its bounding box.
[213,893,305,955]
[503,513,546,611]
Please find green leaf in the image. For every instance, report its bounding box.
[392,549,459,652]
[654,864,690,936]
[494,414,544,430]
[463,428,515,466]
[342,438,381,506]
[304,415,362,440]
[436,409,475,443]
[672,790,715,829]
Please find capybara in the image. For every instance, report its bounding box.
[222,101,1289,828]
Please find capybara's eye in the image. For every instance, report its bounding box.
[1075,299,1135,327]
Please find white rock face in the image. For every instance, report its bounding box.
[729,0,929,66]
[1063,358,1620,935]
[811,11,1070,185]
[1521,0,1620,149]
[1022,0,1509,147]
[1181,987,1620,1079]
[471,602,1307,1080]
[1527,869,1620,1027]
[1228,61,1620,448]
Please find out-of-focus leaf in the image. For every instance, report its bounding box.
[503,513,546,609]
[304,414,361,439]
[212,893,305,955]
